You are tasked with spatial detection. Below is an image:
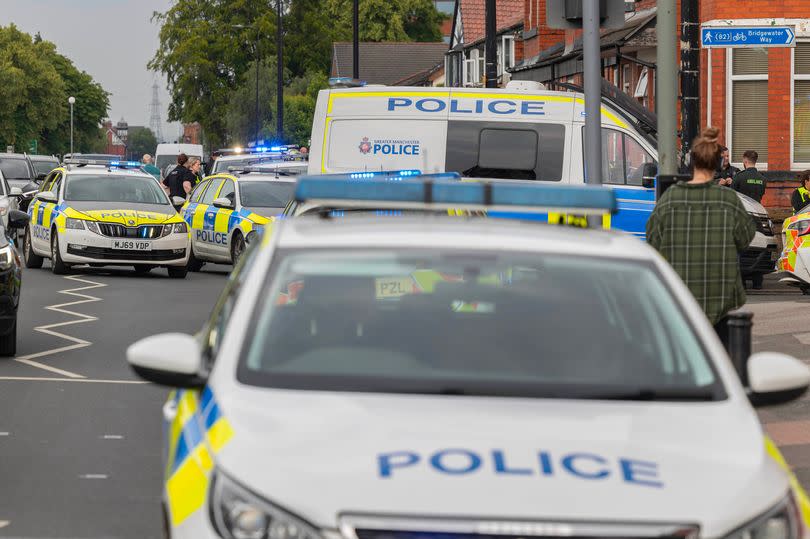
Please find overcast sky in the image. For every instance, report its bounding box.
[2,0,183,141]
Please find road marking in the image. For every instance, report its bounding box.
[0,432,8,436]
[79,474,108,479]
[0,376,147,384]
[0,520,8,528]
[14,275,108,378]
[102,434,124,439]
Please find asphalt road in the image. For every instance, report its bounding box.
[0,262,231,539]
[0,265,807,538]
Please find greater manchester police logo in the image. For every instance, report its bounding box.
[358,137,372,154]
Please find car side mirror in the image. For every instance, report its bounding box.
[35,191,57,203]
[171,196,186,207]
[747,352,810,407]
[7,210,29,230]
[126,333,205,388]
[9,187,22,197]
[641,163,658,189]
[213,197,234,209]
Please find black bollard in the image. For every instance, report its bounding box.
[726,310,754,386]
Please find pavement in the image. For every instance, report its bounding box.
[0,266,806,538]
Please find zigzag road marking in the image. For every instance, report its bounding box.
[14,274,108,378]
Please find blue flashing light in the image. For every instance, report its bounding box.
[269,145,285,151]
[295,176,617,213]
[108,161,143,168]
[339,169,424,180]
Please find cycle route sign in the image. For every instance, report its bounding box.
[701,26,795,48]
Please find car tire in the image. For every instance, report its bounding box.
[0,320,17,357]
[50,233,70,275]
[187,247,204,272]
[23,227,43,269]
[231,232,246,266]
[134,265,154,275]
[167,266,188,279]
[801,286,810,296]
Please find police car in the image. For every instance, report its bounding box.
[127,176,810,539]
[23,159,191,277]
[211,145,308,175]
[182,169,297,270]
[777,203,810,294]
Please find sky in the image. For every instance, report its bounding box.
[1,0,183,141]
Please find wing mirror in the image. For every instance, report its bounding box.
[213,197,234,209]
[35,191,57,203]
[7,210,29,230]
[641,162,658,189]
[126,333,205,388]
[9,187,22,197]
[747,352,810,407]
[171,196,186,207]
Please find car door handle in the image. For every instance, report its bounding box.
[162,399,178,422]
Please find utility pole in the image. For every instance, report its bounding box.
[657,0,678,177]
[352,0,360,80]
[680,0,699,171]
[276,0,284,142]
[68,96,75,156]
[485,0,497,88]
[256,24,261,146]
[582,0,602,228]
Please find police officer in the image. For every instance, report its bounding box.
[731,150,766,202]
[792,170,810,214]
[162,153,195,211]
[714,146,739,186]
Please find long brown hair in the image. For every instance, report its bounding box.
[691,127,722,173]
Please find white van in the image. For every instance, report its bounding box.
[155,143,205,177]
[308,82,778,278]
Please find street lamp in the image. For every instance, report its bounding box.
[68,96,75,156]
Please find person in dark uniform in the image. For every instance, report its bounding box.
[793,170,810,214]
[731,150,766,202]
[162,153,196,211]
[714,146,739,186]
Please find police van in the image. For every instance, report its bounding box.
[308,82,778,276]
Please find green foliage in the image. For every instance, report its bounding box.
[151,0,443,146]
[0,24,109,155]
[127,127,159,159]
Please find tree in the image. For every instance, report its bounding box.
[323,0,443,43]
[0,25,65,150]
[127,127,159,160]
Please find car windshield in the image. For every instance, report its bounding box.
[64,175,169,204]
[32,159,59,176]
[240,249,723,401]
[0,158,31,180]
[212,157,287,173]
[240,181,296,208]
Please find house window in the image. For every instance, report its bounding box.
[794,42,810,165]
[622,64,631,94]
[464,48,483,86]
[498,35,515,76]
[729,48,769,164]
[634,67,649,107]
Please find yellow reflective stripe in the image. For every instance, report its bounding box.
[41,204,54,228]
[192,204,208,229]
[764,436,810,526]
[207,417,234,453]
[321,117,332,172]
[30,200,40,224]
[214,210,231,233]
[166,447,210,527]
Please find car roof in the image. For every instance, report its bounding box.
[62,165,153,179]
[0,153,29,159]
[29,155,58,161]
[274,216,654,260]
[210,172,299,184]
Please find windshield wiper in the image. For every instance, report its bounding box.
[587,387,718,401]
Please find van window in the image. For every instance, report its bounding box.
[587,128,654,186]
[446,121,565,181]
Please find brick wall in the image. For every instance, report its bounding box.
[522,0,564,58]
[768,49,792,169]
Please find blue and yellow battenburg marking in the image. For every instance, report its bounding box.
[165,387,234,527]
[28,200,68,228]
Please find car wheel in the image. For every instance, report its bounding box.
[0,320,17,357]
[187,246,204,272]
[23,227,43,269]
[167,266,188,279]
[133,265,155,275]
[231,232,246,266]
[801,286,810,296]
[50,233,70,275]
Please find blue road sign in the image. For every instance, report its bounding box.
[701,26,795,48]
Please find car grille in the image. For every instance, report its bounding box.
[67,246,184,261]
[97,223,164,239]
[751,215,774,236]
[740,247,777,275]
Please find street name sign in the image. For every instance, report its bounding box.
[701,26,795,48]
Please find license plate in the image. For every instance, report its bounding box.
[375,277,413,298]
[112,240,152,251]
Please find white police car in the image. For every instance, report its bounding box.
[127,177,810,539]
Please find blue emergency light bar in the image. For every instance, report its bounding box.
[294,176,617,214]
[64,158,143,169]
[109,161,143,168]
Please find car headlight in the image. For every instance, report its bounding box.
[0,244,14,270]
[788,219,810,237]
[173,222,188,234]
[210,470,321,539]
[0,199,9,217]
[722,495,801,539]
[160,224,172,237]
[65,218,86,230]
[85,221,100,235]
